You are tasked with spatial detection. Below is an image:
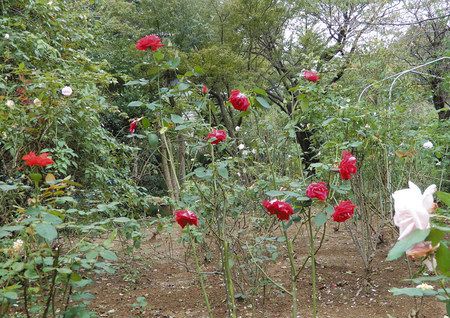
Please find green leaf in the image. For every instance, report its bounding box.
[265,190,285,197]
[313,212,328,228]
[2,291,18,300]
[194,167,212,179]
[387,229,430,261]
[30,173,42,183]
[255,96,270,109]
[437,191,450,207]
[147,133,159,148]
[57,268,72,274]
[0,183,18,191]
[436,242,450,276]
[153,50,164,61]
[322,117,334,126]
[113,217,131,223]
[218,162,229,179]
[35,223,57,243]
[427,228,445,246]
[100,250,118,261]
[141,117,150,129]
[128,101,143,107]
[390,287,438,297]
[170,114,184,124]
[253,88,267,96]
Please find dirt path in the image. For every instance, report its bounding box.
[89,226,446,317]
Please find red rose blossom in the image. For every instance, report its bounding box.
[303,70,319,82]
[135,34,164,51]
[207,129,227,145]
[22,152,54,167]
[174,209,199,228]
[129,119,138,134]
[306,182,328,201]
[332,200,356,222]
[201,84,208,94]
[229,90,250,111]
[262,199,294,221]
[338,150,357,180]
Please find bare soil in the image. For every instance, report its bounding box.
[89,226,446,318]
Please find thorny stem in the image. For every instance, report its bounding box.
[282,225,298,318]
[244,241,292,296]
[223,240,237,318]
[190,229,213,318]
[42,245,60,318]
[307,208,318,318]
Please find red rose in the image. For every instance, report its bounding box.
[202,84,208,94]
[229,90,250,111]
[207,129,227,145]
[338,150,357,180]
[262,199,294,221]
[22,152,54,167]
[174,209,199,228]
[306,182,328,201]
[332,200,356,222]
[303,70,319,82]
[129,119,138,134]
[135,34,164,51]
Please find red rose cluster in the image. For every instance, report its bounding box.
[229,90,250,111]
[174,209,199,228]
[332,200,356,222]
[302,70,319,82]
[22,152,54,167]
[129,119,138,134]
[207,129,227,145]
[338,150,357,180]
[262,199,294,221]
[306,182,328,201]
[135,34,164,52]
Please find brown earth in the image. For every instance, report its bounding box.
[89,225,446,318]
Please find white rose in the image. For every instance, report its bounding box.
[33,98,42,106]
[12,239,24,253]
[392,181,436,240]
[5,100,14,108]
[235,126,240,131]
[61,86,73,96]
[4,34,10,40]
[422,141,433,149]
[238,144,245,150]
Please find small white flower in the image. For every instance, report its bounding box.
[12,239,24,253]
[33,98,42,106]
[4,34,10,40]
[238,144,245,150]
[5,99,14,108]
[61,86,73,96]
[242,150,249,156]
[237,172,241,177]
[416,283,434,291]
[423,141,433,149]
[251,149,257,154]
[235,126,241,131]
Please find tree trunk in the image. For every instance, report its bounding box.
[161,147,175,201]
[178,134,186,183]
[431,78,450,120]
